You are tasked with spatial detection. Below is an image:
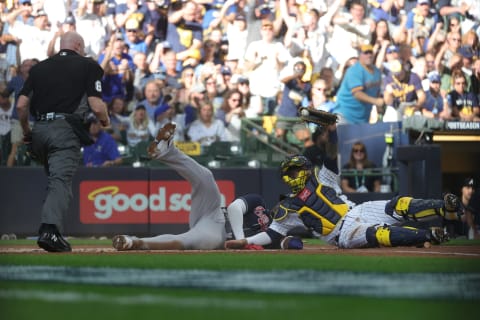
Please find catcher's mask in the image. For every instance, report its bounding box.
[280,155,313,194]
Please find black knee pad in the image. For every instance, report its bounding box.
[385,196,402,216]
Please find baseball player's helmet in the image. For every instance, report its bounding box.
[280,155,313,194]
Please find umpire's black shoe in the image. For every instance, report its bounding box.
[37,225,72,252]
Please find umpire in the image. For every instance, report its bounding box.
[16,32,110,252]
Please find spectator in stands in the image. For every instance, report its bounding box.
[176,66,196,111]
[329,0,373,69]
[216,89,244,142]
[0,87,12,166]
[370,0,404,31]
[371,19,394,69]
[463,178,479,240]
[275,60,311,140]
[99,34,135,104]
[3,58,37,167]
[405,0,438,46]
[1,0,34,67]
[462,30,480,58]
[5,0,34,27]
[447,70,480,122]
[160,48,182,89]
[123,18,148,57]
[222,8,248,67]
[236,76,262,118]
[471,58,480,99]
[423,71,450,120]
[126,104,156,147]
[197,39,218,67]
[75,0,110,60]
[436,30,462,72]
[166,0,203,68]
[107,97,129,145]
[244,18,290,115]
[202,71,224,111]
[437,0,472,20]
[46,14,77,57]
[7,8,51,62]
[83,115,122,167]
[341,141,381,193]
[383,59,426,120]
[424,50,437,74]
[334,44,384,124]
[439,53,470,97]
[311,78,335,113]
[139,79,165,121]
[132,51,153,100]
[458,45,475,75]
[377,44,398,74]
[187,102,228,147]
[445,177,478,239]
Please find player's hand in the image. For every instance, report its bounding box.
[147,141,158,158]
[100,117,110,128]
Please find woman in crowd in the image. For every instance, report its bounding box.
[341,141,382,193]
[216,89,245,141]
[187,102,228,146]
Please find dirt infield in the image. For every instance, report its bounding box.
[1,243,480,257]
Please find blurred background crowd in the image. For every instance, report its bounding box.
[0,0,479,168]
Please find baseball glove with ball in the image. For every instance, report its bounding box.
[298,108,338,126]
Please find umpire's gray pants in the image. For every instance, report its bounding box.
[32,119,81,232]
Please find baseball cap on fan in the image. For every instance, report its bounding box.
[386,45,398,54]
[417,0,430,5]
[427,71,441,83]
[33,9,48,18]
[359,44,373,53]
[463,178,476,188]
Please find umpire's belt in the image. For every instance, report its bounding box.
[36,112,68,121]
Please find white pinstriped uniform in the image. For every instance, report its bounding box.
[269,166,401,248]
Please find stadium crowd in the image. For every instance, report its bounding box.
[0,0,480,167]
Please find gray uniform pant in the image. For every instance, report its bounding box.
[32,119,81,232]
[141,146,227,249]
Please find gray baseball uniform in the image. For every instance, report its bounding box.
[139,145,226,250]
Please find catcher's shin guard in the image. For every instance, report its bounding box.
[366,225,430,247]
[385,196,445,221]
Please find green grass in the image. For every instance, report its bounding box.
[1,239,479,320]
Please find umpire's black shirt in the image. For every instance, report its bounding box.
[19,49,104,116]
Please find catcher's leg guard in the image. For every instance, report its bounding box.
[366,225,431,247]
[385,196,445,221]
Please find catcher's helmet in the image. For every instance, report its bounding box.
[280,155,313,194]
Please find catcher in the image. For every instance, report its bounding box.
[225,154,462,250]
[226,116,460,250]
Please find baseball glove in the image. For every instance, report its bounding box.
[298,107,338,126]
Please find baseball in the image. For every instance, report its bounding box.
[300,109,309,117]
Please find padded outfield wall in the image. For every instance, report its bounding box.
[0,166,398,237]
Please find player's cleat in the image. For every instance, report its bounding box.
[148,123,176,158]
[428,227,449,245]
[112,235,141,250]
[443,193,464,221]
[37,231,72,252]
